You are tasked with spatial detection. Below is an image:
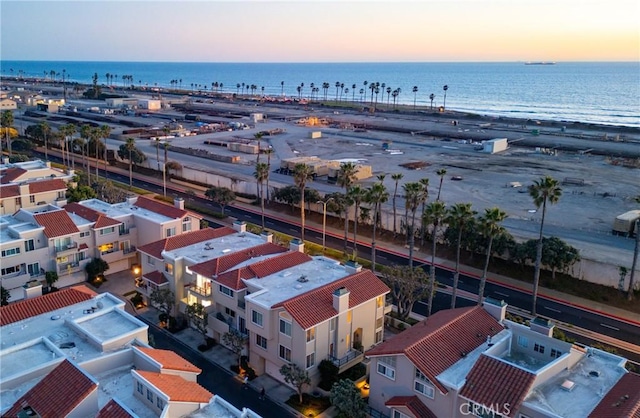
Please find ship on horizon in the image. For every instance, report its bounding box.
[524,61,556,65]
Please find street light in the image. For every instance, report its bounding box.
[317,198,334,253]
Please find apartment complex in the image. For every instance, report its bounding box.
[137,222,391,386]
[0,286,260,418]
[0,194,200,302]
[366,299,640,418]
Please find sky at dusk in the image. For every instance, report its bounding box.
[1,0,638,62]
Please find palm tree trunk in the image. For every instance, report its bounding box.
[129,150,133,187]
[344,210,349,253]
[628,220,639,301]
[532,201,547,316]
[408,210,417,268]
[427,222,437,316]
[371,202,378,271]
[266,152,271,202]
[478,238,494,305]
[451,229,463,309]
[392,185,398,236]
[260,181,265,230]
[352,203,359,257]
[300,189,306,242]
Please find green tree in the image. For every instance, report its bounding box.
[423,200,446,316]
[446,203,476,308]
[443,84,449,109]
[85,258,110,281]
[477,208,507,305]
[367,182,388,271]
[254,162,269,230]
[150,288,175,321]
[540,236,580,279]
[381,265,430,321]
[1,286,10,306]
[118,138,137,186]
[205,186,236,215]
[185,303,209,345]
[391,173,403,236]
[629,196,640,301]
[293,163,314,242]
[39,121,51,161]
[45,271,59,290]
[529,175,562,315]
[273,185,300,211]
[348,185,366,256]
[59,123,76,168]
[280,363,311,405]
[222,329,249,368]
[2,110,15,156]
[436,168,447,201]
[330,379,367,418]
[337,162,359,252]
[99,125,111,179]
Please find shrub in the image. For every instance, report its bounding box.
[130,292,144,308]
[318,360,339,391]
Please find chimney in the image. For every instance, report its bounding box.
[174,197,184,210]
[233,220,247,233]
[45,161,51,168]
[2,157,9,164]
[333,287,350,313]
[261,230,273,243]
[23,280,43,300]
[127,196,137,205]
[344,260,362,274]
[19,184,29,198]
[530,317,555,337]
[483,297,507,322]
[289,238,304,253]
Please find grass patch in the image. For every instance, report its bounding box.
[285,393,331,417]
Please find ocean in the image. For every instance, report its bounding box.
[1,61,639,128]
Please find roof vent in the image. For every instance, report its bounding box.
[589,370,601,377]
[560,379,576,392]
[222,249,231,254]
[461,352,467,358]
[297,275,308,283]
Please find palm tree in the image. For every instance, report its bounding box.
[39,121,51,162]
[337,162,359,251]
[1,110,14,157]
[436,168,447,201]
[348,185,366,257]
[423,201,447,316]
[529,176,562,315]
[124,137,136,187]
[61,124,76,169]
[386,87,392,106]
[352,84,356,101]
[442,85,449,109]
[99,125,111,179]
[80,124,92,183]
[293,164,314,242]
[419,177,430,246]
[391,173,403,236]
[363,81,368,102]
[403,182,427,267]
[477,207,508,305]
[280,81,284,96]
[264,148,273,202]
[446,203,477,308]
[412,86,418,109]
[254,162,269,230]
[628,196,640,301]
[429,93,435,110]
[367,182,388,272]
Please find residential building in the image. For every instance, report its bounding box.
[0,98,17,110]
[0,195,200,302]
[366,299,637,418]
[0,285,260,418]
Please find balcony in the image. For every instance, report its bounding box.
[123,246,137,255]
[57,262,81,275]
[55,241,78,254]
[119,226,136,236]
[210,312,231,335]
[237,299,246,310]
[189,283,212,297]
[329,349,364,374]
[384,301,393,315]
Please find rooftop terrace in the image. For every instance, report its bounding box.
[169,230,267,264]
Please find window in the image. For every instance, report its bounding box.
[306,327,315,342]
[182,218,191,232]
[156,397,165,410]
[1,265,19,276]
[24,239,35,252]
[280,319,292,337]
[27,263,40,277]
[306,352,315,368]
[279,345,291,362]
[393,411,410,418]
[166,227,176,237]
[80,231,91,238]
[146,388,154,402]
[29,195,35,203]
[376,317,383,329]
[550,349,562,359]
[1,247,20,257]
[164,263,173,275]
[252,310,263,327]
[256,334,267,349]
[377,356,396,380]
[100,227,115,235]
[534,343,545,354]
[330,317,337,332]
[137,381,144,394]
[225,307,236,318]
[57,191,65,199]
[375,330,383,343]
[517,335,528,348]
[219,285,234,298]
[147,255,154,265]
[377,296,384,308]
[414,368,435,398]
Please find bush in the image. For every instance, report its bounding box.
[130,292,144,308]
[318,360,339,391]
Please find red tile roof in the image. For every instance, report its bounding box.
[33,209,80,238]
[0,167,27,183]
[135,195,188,219]
[138,227,236,259]
[65,202,122,229]
[460,355,536,417]
[96,399,135,418]
[143,270,168,285]
[275,269,390,329]
[588,372,640,418]
[135,347,201,373]
[386,396,438,418]
[135,370,213,403]
[367,306,503,394]
[215,251,312,290]
[4,360,97,417]
[190,242,288,278]
[0,184,20,198]
[28,178,67,194]
[0,286,97,326]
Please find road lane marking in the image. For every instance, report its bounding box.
[494,291,510,298]
[600,323,620,331]
[544,306,561,313]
